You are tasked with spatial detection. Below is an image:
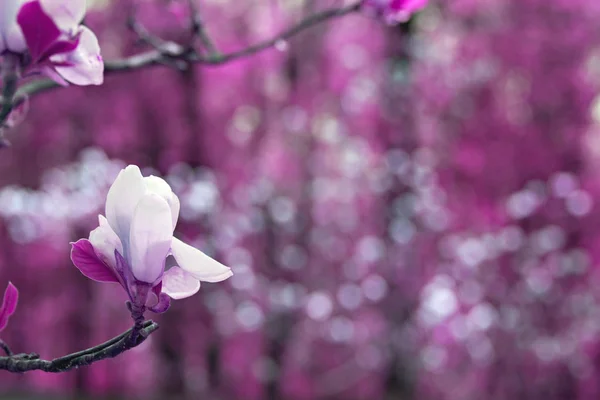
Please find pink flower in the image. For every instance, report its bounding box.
[362,0,428,24]
[0,0,103,86]
[71,165,233,314]
[0,282,18,333]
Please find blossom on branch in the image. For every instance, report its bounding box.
[362,0,428,24]
[0,0,103,85]
[71,166,232,314]
[0,282,18,333]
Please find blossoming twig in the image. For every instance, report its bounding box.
[0,320,158,373]
[15,2,361,101]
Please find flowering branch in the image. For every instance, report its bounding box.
[0,164,234,375]
[0,320,158,373]
[15,2,361,101]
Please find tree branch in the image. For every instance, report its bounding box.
[186,0,220,57]
[14,2,361,100]
[0,339,13,356]
[0,320,159,373]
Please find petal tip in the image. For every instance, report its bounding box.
[0,281,19,331]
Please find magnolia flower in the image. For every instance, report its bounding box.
[362,0,428,24]
[0,282,18,333]
[71,166,232,314]
[0,0,103,86]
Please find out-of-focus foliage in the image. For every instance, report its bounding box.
[2,0,600,399]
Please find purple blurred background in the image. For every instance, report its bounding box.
[3,0,600,399]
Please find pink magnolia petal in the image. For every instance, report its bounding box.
[70,239,120,283]
[145,281,162,308]
[149,292,171,313]
[38,65,70,86]
[171,237,233,283]
[17,0,61,61]
[128,194,173,284]
[51,26,103,86]
[363,0,427,23]
[41,36,80,59]
[393,0,428,11]
[39,0,86,31]
[0,282,18,332]
[114,250,135,302]
[152,281,162,300]
[89,215,123,270]
[161,266,200,300]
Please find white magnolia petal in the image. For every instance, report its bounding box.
[105,165,146,247]
[4,24,26,52]
[1,0,26,52]
[0,0,22,34]
[88,215,123,268]
[39,0,85,31]
[129,194,173,283]
[143,175,179,227]
[52,26,103,86]
[171,237,233,283]
[0,0,21,31]
[170,193,180,228]
[143,175,171,198]
[161,266,201,300]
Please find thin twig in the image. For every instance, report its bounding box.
[187,0,220,57]
[15,2,361,100]
[111,2,361,68]
[127,17,184,58]
[0,320,159,373]
[208,2,361,64]
[0,339,12,356]
[127,18,189,70]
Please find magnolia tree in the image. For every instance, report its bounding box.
[0,0,426,379]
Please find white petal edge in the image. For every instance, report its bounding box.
[128,193,173,283]
[88,214,123,269]
[52,26,104,86]
[105,165,145,246]
[161,266,201,300]
[143,175,179,227]
[171,237,233,283]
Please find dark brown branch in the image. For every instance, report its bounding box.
[0,320,159,373]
